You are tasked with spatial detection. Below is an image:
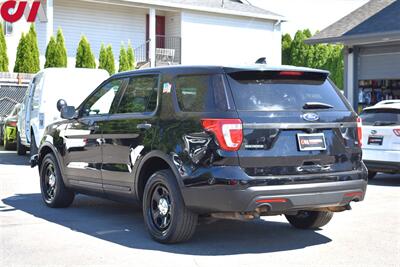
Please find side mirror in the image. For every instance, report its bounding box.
[60,106,76,120]
[57,99,68,112]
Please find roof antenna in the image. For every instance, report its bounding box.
[222,0,225,7]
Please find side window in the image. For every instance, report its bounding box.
[115,75,159,114]
[82,79,124,117]
[175,74,228,112]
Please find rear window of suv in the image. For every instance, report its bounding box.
[227,71,349,111]
[360,108,400,126]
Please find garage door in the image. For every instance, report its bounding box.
[359,44,400,80]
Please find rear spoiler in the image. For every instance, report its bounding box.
[226,70,329,82]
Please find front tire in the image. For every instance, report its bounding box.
[40,153,74,208]
[143,170,198,243]
[285,210,333,229]
[16,131,27,156]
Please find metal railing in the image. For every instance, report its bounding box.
[134,36,181,68]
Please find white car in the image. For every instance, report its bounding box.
[17,68,109,156]
[360,100,400,179]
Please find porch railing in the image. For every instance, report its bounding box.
[134,36,181,68]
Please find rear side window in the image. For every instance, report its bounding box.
[175,74,228,112]
[116,75,159,114]
[227,71,349,111]
[360,108,400,126]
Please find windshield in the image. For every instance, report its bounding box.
[227,71,349,111]
[360,108,400,126]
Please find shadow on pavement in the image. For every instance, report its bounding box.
[0,148,30,166]
[2,193,331,255]
[368,174,400,187]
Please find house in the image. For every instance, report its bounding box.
[2,0,284,70]
[306,0,400,112]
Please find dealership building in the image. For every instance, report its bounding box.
[307,0,400,112]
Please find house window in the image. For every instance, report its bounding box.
[3,21,13,36]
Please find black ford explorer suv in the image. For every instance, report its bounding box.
[31,65,367,243]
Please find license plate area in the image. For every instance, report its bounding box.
[297,133,327,151]
[368,135,383,145]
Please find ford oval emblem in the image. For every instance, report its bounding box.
[371,130,377,135]
[302,113,319,122]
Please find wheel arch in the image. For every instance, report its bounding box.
[38,143,69,186]
[135,150,183,202]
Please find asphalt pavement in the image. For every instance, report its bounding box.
[0,147,399,267]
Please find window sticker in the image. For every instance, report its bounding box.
[163,82,172,94]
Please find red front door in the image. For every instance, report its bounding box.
[146,15,166,48]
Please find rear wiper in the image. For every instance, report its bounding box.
[373,121,397,126]
[303,102,334,110]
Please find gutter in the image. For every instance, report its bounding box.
[82,0,285,22]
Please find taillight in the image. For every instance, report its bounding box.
[6,121,17,127]
[394,129,400,137]
[357,117,362,147]
[279,71,303,76]
[201,118,243,151]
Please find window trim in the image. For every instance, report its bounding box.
[110,73,161,117]
[78,77,128,118]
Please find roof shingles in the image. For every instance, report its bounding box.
[307,0,400,44]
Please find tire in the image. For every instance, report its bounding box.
[30,132,38,157]
[40,153,75,208]
[368,171,377,180]
[285,210,333,229]
[143,170,198,243]
[16,131,27,156]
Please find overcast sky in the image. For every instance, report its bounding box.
[248,0,369,36]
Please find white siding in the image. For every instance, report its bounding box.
[165,12,181,37]
[181,11,281,66]
[47,0,148,67]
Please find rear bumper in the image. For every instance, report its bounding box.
[182,170,367,213]
[364,160,400,173]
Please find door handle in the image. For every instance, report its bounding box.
[137,123,152,130]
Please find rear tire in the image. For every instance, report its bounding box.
[16,131,27,156]
[40,153,75,208]
[143,170,198,243]
[368,171,377,180]
[285,210,333,229]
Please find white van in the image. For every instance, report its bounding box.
[17,68,109,155]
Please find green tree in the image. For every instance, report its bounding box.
[27,24,40,73]
[106,45,116,75]
[98,43,107,70]
[282,28,345,89]
[56,28,68,67]
[44,36,57,68]
[75,35,96,68]
[0,23,9,72]
[282,33,292,65]
[99,44,115,75]
[45,28,68,68]
[118,44,129,72]
[127,41,135,70]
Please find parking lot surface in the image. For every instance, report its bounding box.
[1,147,399,267]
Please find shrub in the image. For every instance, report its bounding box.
[44,36,57,68]
[56,28,68,67]
[14,25,40,73]
[127,41,135,70]
[75,35,96,68]
[118,44,129,72]
[99,43,115,75]
[0,23,9,72]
